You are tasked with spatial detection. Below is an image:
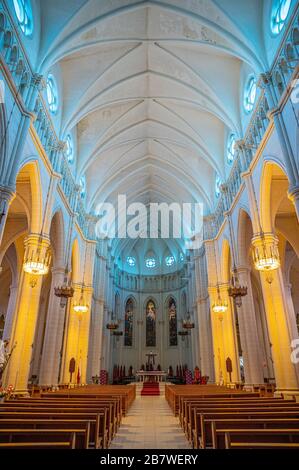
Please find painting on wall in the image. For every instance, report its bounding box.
[168,298,178,346]
[124,298,134,347]
[146,300,156,347]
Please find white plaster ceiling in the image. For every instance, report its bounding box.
[33,0,268,261]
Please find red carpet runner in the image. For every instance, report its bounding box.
[141,381,160,396]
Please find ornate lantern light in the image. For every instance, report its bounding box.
[252,235,280,271]
[250,174,280,273]
[182,314,195,330]
[212,286,228,313]
[23,237,51,275]
[228,270,248,307]
[73,286,89,313]
[106,321,119,331]
[211,238,228,314]
[73,243,89,314]
[23,176,53,277]
[54,212,75,307]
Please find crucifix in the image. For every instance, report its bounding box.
[146,351,157,369]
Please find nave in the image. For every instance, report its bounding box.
[1,382,299,449]
[0,0,299,454]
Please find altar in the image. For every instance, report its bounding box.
[135,370,167,382]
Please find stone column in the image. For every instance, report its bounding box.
[89,297,105,380]
[209,285,240,385]
[235,266,265,386]
[3,235,50,390]
[38,267,66,386]
[77,286,93,384]
[196,297,214,379]
[252,234,299,395]
[0,187,15,246]
[2,284,18,341]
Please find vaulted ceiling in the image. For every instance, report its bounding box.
[20,0,276,262]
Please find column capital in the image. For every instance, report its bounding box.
[30,74,45,91]
[251,232,278,247]
[288,185,299,203]
[258,72,273,90]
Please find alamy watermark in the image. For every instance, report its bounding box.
[95,195,204,250]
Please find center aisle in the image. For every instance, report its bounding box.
[110,384,191,449]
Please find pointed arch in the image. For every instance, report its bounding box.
[145,298,157,347]
[166,296,178,347]
[124,296,135,347]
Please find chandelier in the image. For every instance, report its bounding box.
[178,330,188,337]
[23,235,51,276]
[250,174,280,273]
[211,238,228,314]
[106,321,119,331]
[73,286,89,313]
[182,315,195,330]
[54,214,75,307]
[112,331,123,336]
[54,278,74,308]
[212,286,228,313]
[228,270,248,307]
[252,235,280,272]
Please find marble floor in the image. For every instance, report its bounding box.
[110,385,191,449]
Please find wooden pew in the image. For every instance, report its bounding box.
[194,409,299,449]
[182,398,294,442]
[0,403,114,444]
[4,399,119,441]
[0,419,91,448]
[0,410,106,448]
[224,429,299,449]
[0,442,74,449]
[211,418,299,449]
[0,428,87,449]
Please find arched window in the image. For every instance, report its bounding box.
[66,134,73,163]
[165,255,175,267]
[124,299,134,347]
[46,75,58,114]
[215,174,222,198]
[271,0,291,35]
[13,0,33,36]
[244,76,257,113]
[127,256,136,267]
[146,300,156,347]
[168,298,178,346]
[79,176,86,199]
[227,134,236,164]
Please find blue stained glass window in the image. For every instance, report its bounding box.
[13,0,33,36]
[46,75,58,114]
[146,258,156,268]
[215,174,222,198]
[227,134,236,164]
[165,255,175,266]
[66,135,73,163]
[79,176,86,199]
[271,0,291,35]
[127,256,136,267]
[244,76,257,113]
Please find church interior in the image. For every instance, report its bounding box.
[0,0,299,451]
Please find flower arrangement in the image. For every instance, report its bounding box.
[0,384,14,400]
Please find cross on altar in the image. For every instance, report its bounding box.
[146,351,157,367]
